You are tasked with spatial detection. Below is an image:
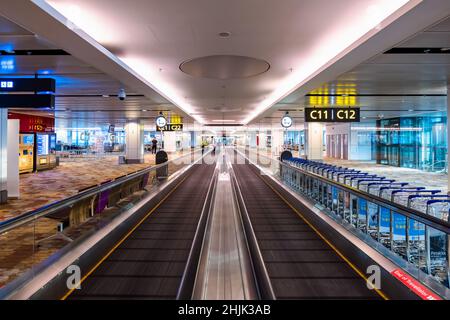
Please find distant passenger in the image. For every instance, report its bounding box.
[151,137,158,154]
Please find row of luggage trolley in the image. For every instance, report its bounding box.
[280,156,450,289]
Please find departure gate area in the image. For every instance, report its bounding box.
[0,0,449,308]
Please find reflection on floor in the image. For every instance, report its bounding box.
[323,158,448,193]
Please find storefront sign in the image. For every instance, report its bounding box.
[156,123,183,131]
[390,269,442,300]
[8,112,54,132]
[305,107,360,122]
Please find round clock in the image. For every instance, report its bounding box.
[155,115,167,128]
[281,115,293,128]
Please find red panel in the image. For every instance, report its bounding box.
[390,268,442,300]
[8,112,54,133]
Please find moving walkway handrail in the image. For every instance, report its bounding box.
[230,165,276,300]
[177,167,219,300]
[0,150,204,234]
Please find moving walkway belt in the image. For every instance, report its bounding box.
[232,161,382,300]
[64,164,215,300]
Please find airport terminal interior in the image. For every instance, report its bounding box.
[0,0,449,302]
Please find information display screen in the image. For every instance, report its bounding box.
[22,134,34,145]
[305,107,360,122]
[37,134,49,155]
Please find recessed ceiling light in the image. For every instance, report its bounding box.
[441,48,450,52]
[362,116,367,119]
[142,109,147,112]
[218,31,231,38]
[408,109,414,112]
[102,94,109,98]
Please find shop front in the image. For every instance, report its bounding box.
[8,112,56,173]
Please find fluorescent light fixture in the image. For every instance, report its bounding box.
[212,119,236,122]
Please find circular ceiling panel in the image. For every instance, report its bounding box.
[206,107,242,113]
[180,55,270,79]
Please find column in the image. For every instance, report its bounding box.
[7,119,19,198]
[271,129,285,156]
[125,120,144,163]
[248,131,257,148]
[0,109,7,203]
[190,131,196,149]
[163,131,177,153]
[305,122,324,161]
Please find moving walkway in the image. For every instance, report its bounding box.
[1,148,448,300]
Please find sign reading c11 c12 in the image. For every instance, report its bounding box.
[156,124,183,131]
[305,107,360,123]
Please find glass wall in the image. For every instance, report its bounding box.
[376,116,447,172]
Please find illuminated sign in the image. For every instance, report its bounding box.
[305,107,360,123]
[8,112,55,132]
[156,124,183,132]
[0,81,13,88]
[0,78,55,92]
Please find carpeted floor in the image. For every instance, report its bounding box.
[0,151,192,222]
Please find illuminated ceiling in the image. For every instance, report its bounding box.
[40,0,418,124]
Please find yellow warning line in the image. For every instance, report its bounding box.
[61,174,189,300]
[256,171,389,300]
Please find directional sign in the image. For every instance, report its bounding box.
[0,78,55,92]
[305,107,360,122]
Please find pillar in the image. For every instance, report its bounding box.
[271,129,285,156]
[248,131,257,148]
[7,119,19,198]
[125,120,144,163]
[190,131,196,149]
[0,109,7,203]
[163,131,177,153]
[305,122,324,161]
